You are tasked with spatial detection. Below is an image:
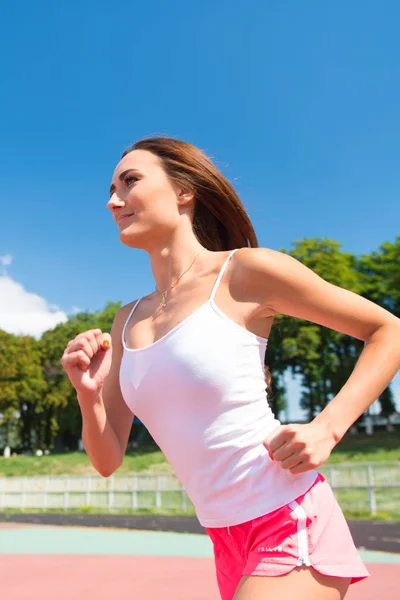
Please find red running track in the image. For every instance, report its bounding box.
[1,555,398,600]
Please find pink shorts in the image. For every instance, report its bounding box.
[206,473,369,600]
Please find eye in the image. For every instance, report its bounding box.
[124,175,138,186]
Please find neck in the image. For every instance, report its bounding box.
[148,232,206,294]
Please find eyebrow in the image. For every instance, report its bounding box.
[109,169,141,195]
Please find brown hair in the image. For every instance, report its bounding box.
[264,365,272,397]
[122,136,258,252]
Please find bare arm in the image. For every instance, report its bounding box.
[79,305,135,477]
[234,247,400,442]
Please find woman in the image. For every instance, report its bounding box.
[61,137,400,599]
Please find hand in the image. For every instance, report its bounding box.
[61,329,112,395]
[263,422,336,475]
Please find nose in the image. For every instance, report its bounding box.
[107,192,125,213]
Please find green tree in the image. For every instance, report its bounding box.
[39,302,121,449]
[0,331,48,450]
[272,239,364,420]
[359,236,400,317]
[0,330,20,446]
[357,237,400,418]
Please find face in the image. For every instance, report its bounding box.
[108,149,193,250]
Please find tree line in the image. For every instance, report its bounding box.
[0,237,398,452]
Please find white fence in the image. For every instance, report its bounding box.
[0,462,399,516]
[0,473,192,512]
[321,462,400,516]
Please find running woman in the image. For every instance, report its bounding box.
[61,137,400,600]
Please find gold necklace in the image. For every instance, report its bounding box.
[156,248,205,308]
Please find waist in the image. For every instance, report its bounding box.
[185,455,319,527]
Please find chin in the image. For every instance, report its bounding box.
[119,235,143,250]
[118,229,148,251]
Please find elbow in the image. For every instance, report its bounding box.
[365,320,400,343]
[96,459,122,478]
[97,468,115,478]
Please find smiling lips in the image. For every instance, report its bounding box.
[117,213,134,224]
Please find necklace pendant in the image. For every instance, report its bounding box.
[156,248,205,310]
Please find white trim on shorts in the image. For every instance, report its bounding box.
[288,500,312,567]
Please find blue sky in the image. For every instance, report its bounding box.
[0,2,399,418]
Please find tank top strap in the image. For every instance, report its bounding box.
[121,298,141,345]
[209,249,238,302]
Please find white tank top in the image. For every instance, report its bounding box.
[120,250,318,527]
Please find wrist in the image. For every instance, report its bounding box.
[312,414,343,447]
[77,389,104,410]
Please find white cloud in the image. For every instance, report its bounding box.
[0,276,68,338]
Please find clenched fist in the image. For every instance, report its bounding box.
[263,422,336,475]
[61,329,112,395]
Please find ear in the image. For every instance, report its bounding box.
[177,187,194,207]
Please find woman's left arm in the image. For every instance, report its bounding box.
[235,248,400,474]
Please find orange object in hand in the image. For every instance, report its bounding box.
[101,339,110,349]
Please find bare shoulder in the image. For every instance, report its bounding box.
[227,247,296,316]
[233,247,288,272]
[231,247,298,288]
[230,247,398,340]
[110,301,139,341]
[118,300,139,320]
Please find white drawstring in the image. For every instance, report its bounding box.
[288,500,312,567]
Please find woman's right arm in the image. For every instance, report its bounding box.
[61,304,135,477]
